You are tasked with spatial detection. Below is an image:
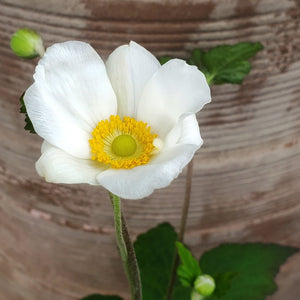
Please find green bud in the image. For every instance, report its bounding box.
[194,274,216,297]
[10,28,44,59]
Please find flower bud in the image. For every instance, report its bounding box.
[194,274,216,296]
[10,28,45,59]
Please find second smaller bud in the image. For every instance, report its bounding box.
[194,274,216,297]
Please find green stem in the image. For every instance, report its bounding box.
[166,79,213,300]
[166,159,194,300]
[178,159,194,242]
[205,73,215,85]
[109,193,142,300]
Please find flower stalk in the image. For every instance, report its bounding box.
[109,193,142,300]
[166,159,194,300]
[167,77,212,300]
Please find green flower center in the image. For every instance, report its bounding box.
[111,134,137,157]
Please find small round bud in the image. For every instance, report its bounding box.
[10,28,45,59]
[194,274,216,296]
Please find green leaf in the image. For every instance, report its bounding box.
[80,294,123,300]
[201,42,263,84]
[134,223,178,300]
[20,92,36,134]
[172,282,192,300]
[158,43,263,85]
[158,56,172,65]
[188,49,208,75]
[134,223,191,300]
[213,272,238,298]
[200,243,298,300]
[176,242,202,287]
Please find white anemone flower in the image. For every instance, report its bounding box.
[24,41,211,200]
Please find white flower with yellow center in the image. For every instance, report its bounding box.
[24,41,211,199]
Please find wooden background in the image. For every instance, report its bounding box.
[0,0,300,299]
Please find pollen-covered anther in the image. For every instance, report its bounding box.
[89,115,158,169]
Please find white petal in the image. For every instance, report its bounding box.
[97,145,197,200]
[164,114,202,148]
[36,141,107,185]
[96,114,201,199]
[24,41,117,158]
[25,84,91,158]
[137,59,211,138]
[106,41,161,117]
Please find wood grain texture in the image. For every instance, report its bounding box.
[0,0,300,299]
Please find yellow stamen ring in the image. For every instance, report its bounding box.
[89,115,158,169]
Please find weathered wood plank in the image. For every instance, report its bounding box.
[0,0,299,299]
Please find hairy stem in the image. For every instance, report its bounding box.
[179,159,194,242]
[109,193,142,300]
[166,159,194,300]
